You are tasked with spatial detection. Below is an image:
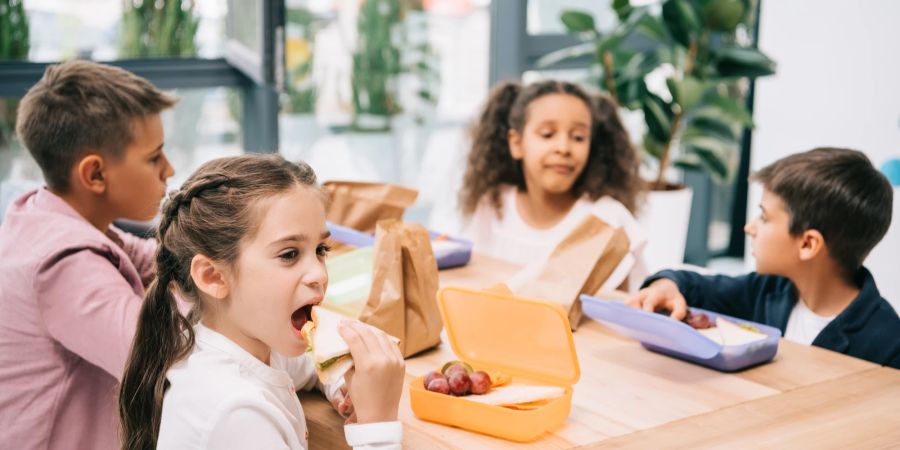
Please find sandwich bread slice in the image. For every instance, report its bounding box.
[302,306,400,384]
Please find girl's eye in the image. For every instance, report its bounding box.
[278,249,299,262]
[573,135,587,142]
[316,244,332,258]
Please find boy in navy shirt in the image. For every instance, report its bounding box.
[630,147,899,368]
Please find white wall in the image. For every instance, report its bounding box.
[749,0,900,309]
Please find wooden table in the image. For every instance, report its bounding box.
[301,253,900,449]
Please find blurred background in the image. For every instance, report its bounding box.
[1,0,897,307]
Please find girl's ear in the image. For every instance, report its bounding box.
[190,254,230,299]
[508,128,524,160]
[75,154,107,194]
[797,229,825,262]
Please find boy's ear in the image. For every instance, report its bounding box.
[190,254,230,300]
[508,129,524,160]
[75,154,108,194]
[797,229,826,262]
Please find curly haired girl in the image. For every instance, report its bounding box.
[460,79,648,291]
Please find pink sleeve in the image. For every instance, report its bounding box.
[34,249,142,381]
[117,231,158,285]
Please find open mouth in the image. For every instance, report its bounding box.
[291,304,314,333]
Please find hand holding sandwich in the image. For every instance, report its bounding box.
[338,319,405,423]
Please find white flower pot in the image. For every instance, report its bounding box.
[638,187,694,274]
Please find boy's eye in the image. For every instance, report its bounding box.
[278,249,299,262]
[316,244,332,258]
[150,154,162,164]
[573,135,587,142]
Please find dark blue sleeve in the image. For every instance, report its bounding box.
[642,270,767,321]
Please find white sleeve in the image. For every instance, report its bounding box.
[344,422,403,450]
[205,404,292,450]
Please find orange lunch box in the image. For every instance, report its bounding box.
[409,286,581,442]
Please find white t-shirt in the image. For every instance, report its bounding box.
[157,323,402,450]
[784,300,837,345]
[463,185,648,292]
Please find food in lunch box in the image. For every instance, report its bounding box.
[441,360,472,377]
[447,372,472,396]
[425,361,507,397]
[465,385,565,407]
[657,309,714,329]
[469,371,492,395]
[302,306,400,384]
[696,317,767,346]
[426,377,451,394]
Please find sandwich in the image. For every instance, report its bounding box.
[696,317,767,346]
[301,306,400,384]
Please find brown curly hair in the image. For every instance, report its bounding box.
[459,79,644,218]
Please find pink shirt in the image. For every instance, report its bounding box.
[0,188,156,450]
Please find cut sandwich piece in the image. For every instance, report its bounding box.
[694,317,767,346]
[301,306,400,384]
[715,317,766,346]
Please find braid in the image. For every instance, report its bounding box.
[121,154,320,449]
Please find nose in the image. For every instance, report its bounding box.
[162,153,175,179]
[304,259,329,291]
[554,135,572,155]
[744,221,755,236]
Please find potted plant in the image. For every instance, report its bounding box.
[1,0,30,189]
[0,0,29,150]
[280,5,326,162]
[311,0,437,185]
[540,0,775,269]
[120,0,201,175]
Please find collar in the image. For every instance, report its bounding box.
[811,267,883,351]
[194,323,293,389]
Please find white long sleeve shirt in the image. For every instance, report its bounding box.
[463,185,648,292]
[157,323,402,449]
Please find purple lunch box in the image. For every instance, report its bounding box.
[326,221,472,270]
[579,294,781,372]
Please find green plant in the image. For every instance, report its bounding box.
[351,0,438,131]
[0,0,29,147]
[119,0,198,58]
[351,0,404,130]
[283,6,324,115]
[540,0,774,188]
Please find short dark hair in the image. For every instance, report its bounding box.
[751,147,893,274]
[15,60,177,191]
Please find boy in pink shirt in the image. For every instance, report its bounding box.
[0,60,176,449]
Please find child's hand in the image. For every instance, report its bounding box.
[338,320,405,424]
[627,278,688,320]
[329,384,354,421]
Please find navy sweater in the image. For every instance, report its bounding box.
[644,267,900,368]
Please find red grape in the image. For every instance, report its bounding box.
[469,371,492,395]
[447,372,471,396]
[423,370,445,389]
[426,377,450,395]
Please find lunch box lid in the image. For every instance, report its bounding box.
[437,287,580,386]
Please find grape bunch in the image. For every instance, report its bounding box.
[423,361,492,396]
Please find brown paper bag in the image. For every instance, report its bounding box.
[358,219,443,357]
[324,181,418,233]
[508,215,631,330]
